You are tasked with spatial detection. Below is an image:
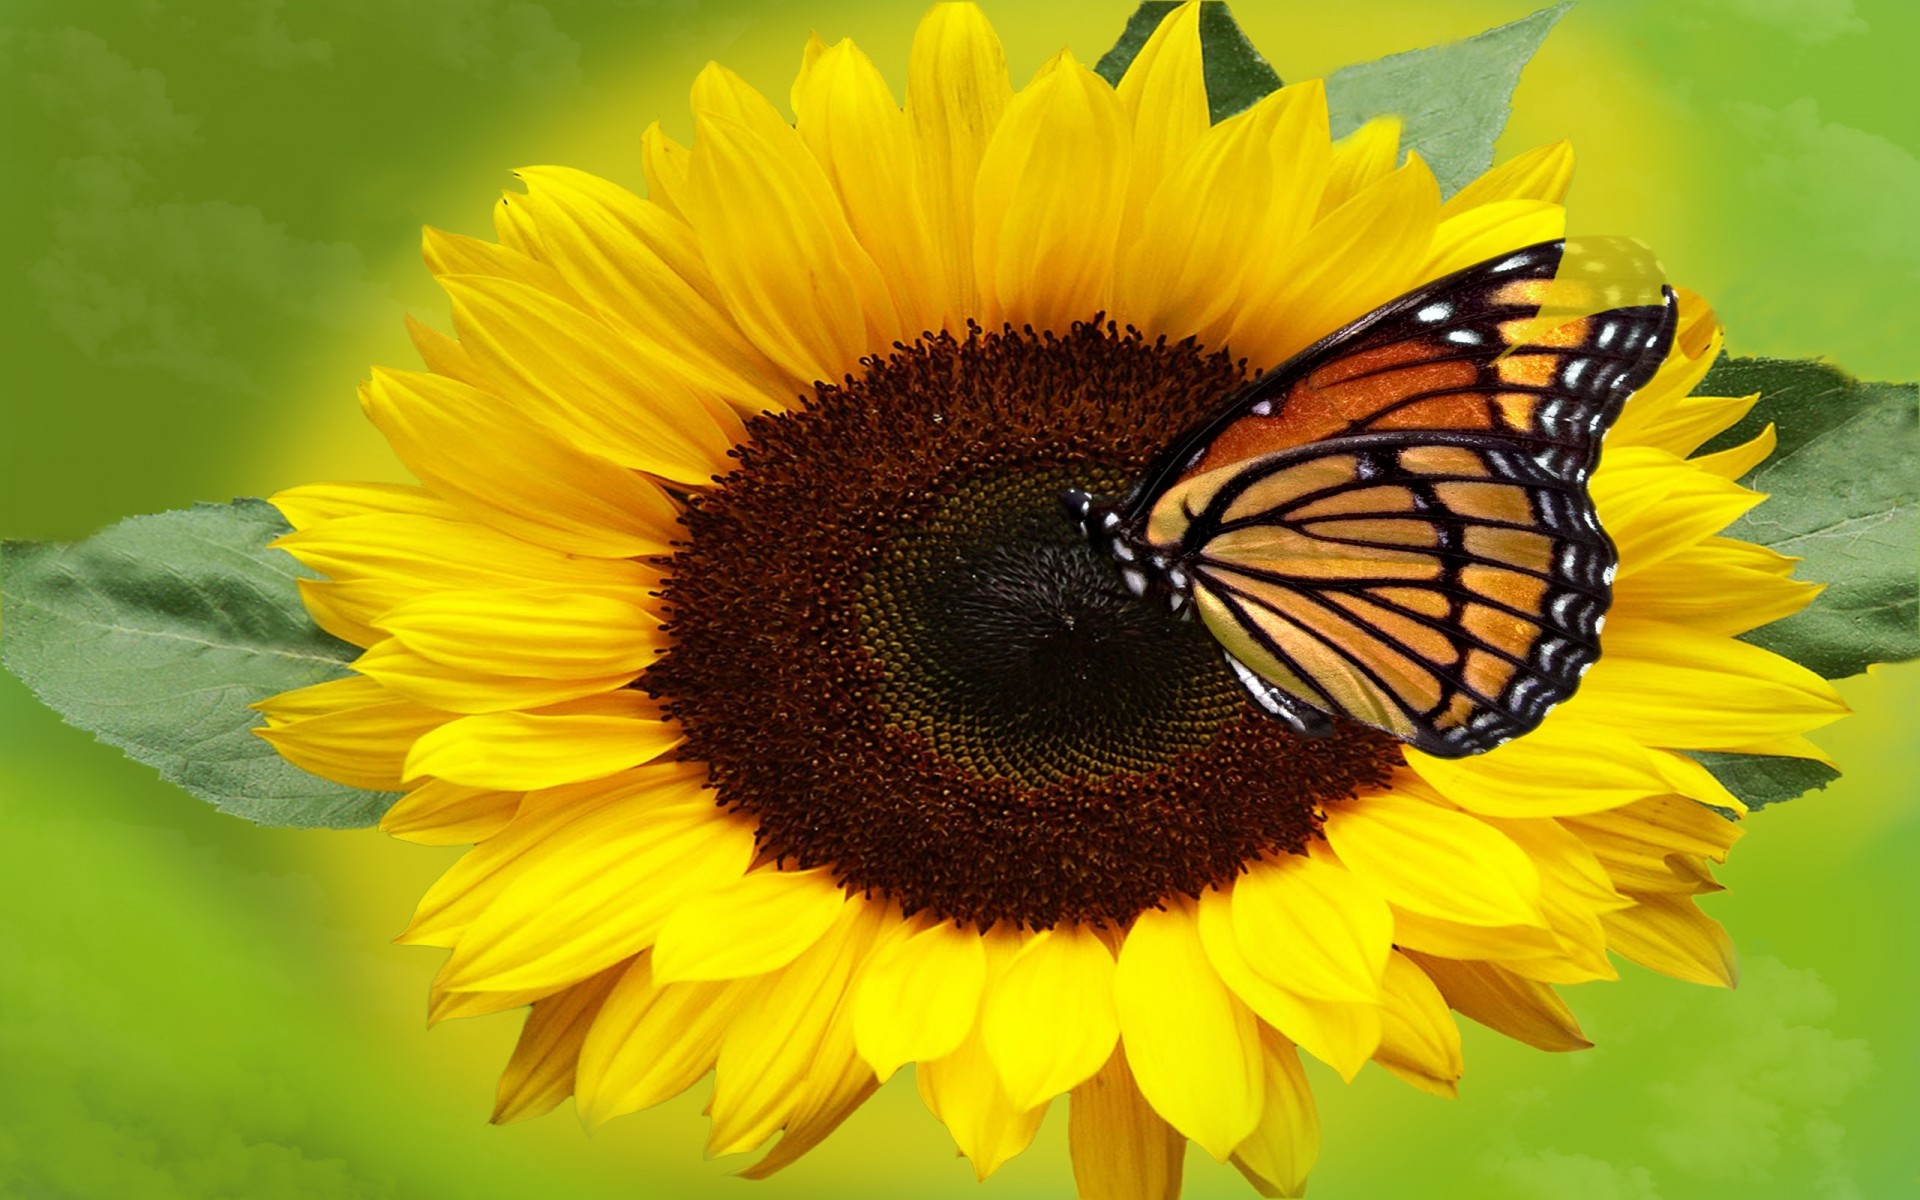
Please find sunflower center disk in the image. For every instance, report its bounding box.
[647,325,1401,928]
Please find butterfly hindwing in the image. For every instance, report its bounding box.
[1086,239,1680,759]
[1165,431,1614,756]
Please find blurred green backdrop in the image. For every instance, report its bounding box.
[2,1,1916,1197]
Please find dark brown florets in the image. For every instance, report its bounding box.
[644,323,1400,929]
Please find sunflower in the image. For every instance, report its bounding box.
[253,3,1847,1195]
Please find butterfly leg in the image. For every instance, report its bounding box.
[1223,652,1335,739]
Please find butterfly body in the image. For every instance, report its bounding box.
[1069,239,1679,759]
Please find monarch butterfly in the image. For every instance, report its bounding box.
[1066,238,1679,759]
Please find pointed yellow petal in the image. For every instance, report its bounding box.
[1421,198,1564,281]
[981,925,1120,1110]
[380,778,520,845]
[1115,80,1329,343]
[1195,884,1381,1080]
[576,954,758,1129]
[640,121,692,219]
[275,512,659,599]
[1615,542,1822,636]
[437,276,738,484]
[1442,140,1574,214]
[509,165,794,416]
[438,783,754,992]
[1404,952,1590,1052]
[1114,900,1263,1159]
[360,367,680,558]
[1690,423,1776,480]
[651,866,848,984]
[1114,1,1209,245]
[906,1,1012,323]
[972,50,1130,331]
[1318,116,1399,215]
[253,676,447,791]
[404,694,680,789]
[270,481,461,529]
[709,901,886,1155]
[1593,446,1762,578]
[685,66,900,384]
[1232,850,1391,1004]
[851,918,987,1082]
[1230,1026,1320,1200]
[1068,1048,1185,1200]
[1227,153,1440,366]
[373,587,658,679]
[423,224,575,298]
[354,639,634,715]
[1322,792,1543,927]
[490,965,623,1124]
[1409,716,1704,818]
[1602,892,1739,987]
[791,38,945,340]
[1577,617,1848,747]
[1372,951,1462,1099]
[918,1004,1051,1180]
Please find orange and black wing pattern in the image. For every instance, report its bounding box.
[1076,239,1679,758]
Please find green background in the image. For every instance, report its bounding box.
[3,1,1916,1196]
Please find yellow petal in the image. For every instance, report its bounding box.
[709,900,887,1155]
[438,780,755,992]
[379,778,520,845]
[400,765,703,949]
[360,367,680,558]
[422,224,575,299]
[685,66,899,384]
[275,512,659,599]
[1230,1026,1320,1200]
[269,481,462,529]
[640,120,692,219]
[1322,792,1544,928]
[1318,116,1399,215]
[575,953,757,1129]
[1195,884,1381,1080]
[906,1,1012,324]
[438,275,738,484]
[509,165,794,416]
[1690,423,1776,480]
[404,692,679,790]
[1232,850,1391,1004]
[1577,617,1848,748]
[1372,951,1462,1099]
[373,587,657,680]
[1601,891,1739,987]
[1594,446,1762,578]
[972,50,1130,332]
[791,38,945,340]
[1068,1048,1186,1200]
[1420,198,1564,281]
[851,918,987,1082]
[651,866,849,984]
[354,639,634,715]
[1114,1,1210,246]
[1115,80,1329,343]
[490,965,622,1124]
[1114,900,1263,1159]
[981,925,1120,1110]
[1387,905,1560,962]
[253,676,447,791]
[918,989,1052,1180]
[1227,153,1440,366]
[1409,715,1707,818]
[1616,541,1822,636]
[1404,952,1590,1052]
[1442,140,1574,213]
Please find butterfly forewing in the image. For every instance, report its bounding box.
[1104,239,1679,758]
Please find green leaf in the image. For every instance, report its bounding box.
[1,500,397,828]
[1695,356,1920,679]
[1324,3,1570,196]
[1687,750,1841,812]
[1095,1,1282,122]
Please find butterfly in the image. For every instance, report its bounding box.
[1065,239,1679,759]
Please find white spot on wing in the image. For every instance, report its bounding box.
[1417,302,1452,323]
[1250,399,1273,416]
[1447,329,1482,346]
[1122,567,1147,597]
